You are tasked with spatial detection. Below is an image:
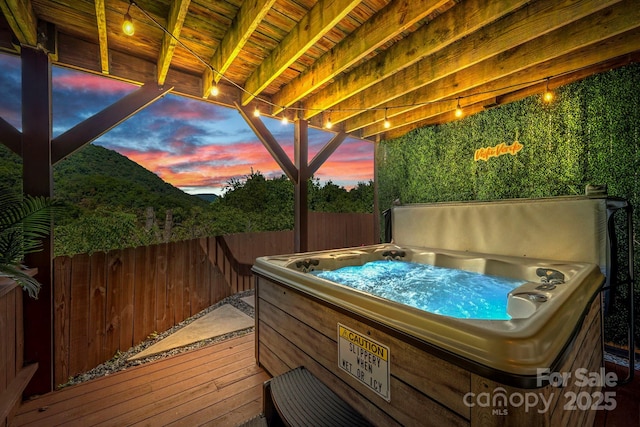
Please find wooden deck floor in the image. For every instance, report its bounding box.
[11,333,269,427]
[10,332,638,427]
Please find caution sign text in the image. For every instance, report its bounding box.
[337,323,390,401]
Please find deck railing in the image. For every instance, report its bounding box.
[51,212,374,386]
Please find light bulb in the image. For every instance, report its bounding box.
[455,99,463,118]
[325,118,332,129]
[253,108,260,117]
[210,85,219,97]
[122,12,135,36]
[384,119,391,128]
[543,78,554,103]
[281,115,289,125]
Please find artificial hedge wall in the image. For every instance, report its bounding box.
[377,63,640,352]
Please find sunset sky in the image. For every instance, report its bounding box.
[0,52,374,195]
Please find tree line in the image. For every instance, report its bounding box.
[0,144,373,256]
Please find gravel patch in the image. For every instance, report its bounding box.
[604,350,640,371]
[58,289,255,389]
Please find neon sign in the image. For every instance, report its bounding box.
[474,140,523,161]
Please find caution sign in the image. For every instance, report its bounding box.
[337,323,390,401]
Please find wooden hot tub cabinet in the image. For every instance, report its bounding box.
[254,274,604,427]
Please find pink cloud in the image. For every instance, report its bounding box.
[150,99,222,121]
[115,137,372,193]
[54,73,133,94]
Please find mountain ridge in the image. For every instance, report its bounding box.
[0,143,209,221]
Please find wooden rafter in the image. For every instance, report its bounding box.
[94,0,109,74]
[240,0,361,105]
[384,31,640,139]
[202,0,276,98]
[52,83,173,164]
[0,0,37,47]
[157,0,191,86]
[271,0,450,115]
[357,0,640,137]
[348,0,623,134]
[343,0,622,131]
[301,0,530,120]
[2,0,640,142]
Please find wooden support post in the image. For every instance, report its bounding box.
[236,103,351,253]
[20,46,54,396]
[373,136,381,243]
[294,119,309,253]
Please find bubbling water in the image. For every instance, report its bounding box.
[311,260,525,320]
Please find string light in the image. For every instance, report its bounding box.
[209,84,219,97]
[455,98,463,118]
[325,112,333,129]
[126,1,577,124]
[122,2,135,36]
[281,111,289,124]
[383,108,391,128]
[543,78,554,103]
[253,107,261,117]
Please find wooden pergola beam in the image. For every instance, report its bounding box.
[385,36,640,139]
[235,102,298,182]
[157,0,191,86]
[52,33,267,115]
[270,0,449,115]
[359,3,640,137]
[0,116,21,155]
[0,0,37,47]
[240,0,361,105]
[52,83,173,164]
[301,0,529,120]
[202,0,276,98]
[308,131,347,176]
[94,0,109,74]
[333,0,620,128]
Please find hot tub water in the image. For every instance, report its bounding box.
[311,260,525,320]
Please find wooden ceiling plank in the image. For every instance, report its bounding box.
[52,83,173,164]
[235,102,298,181]
[157,0,191,86]
[0,116,21,155]
[379,28,640,139]
[302,0,531,120]
[203,0,276,98]
[0,0,37,46]
[94,0,109,74]
[338,0,624,131]
[51,32,276,115]
[270,0,450,115]
[240,0,361,106]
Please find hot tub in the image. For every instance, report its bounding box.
[253,197,611,426]
[253,243,603,379]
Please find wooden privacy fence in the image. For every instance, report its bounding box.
[1,274,38,425]
[52,212,374,386]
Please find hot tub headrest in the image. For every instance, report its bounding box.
[391,197,608,267]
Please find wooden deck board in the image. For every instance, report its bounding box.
[12,333,268,427]
[10,331,638,427]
